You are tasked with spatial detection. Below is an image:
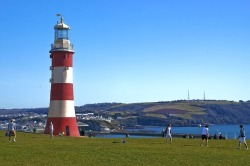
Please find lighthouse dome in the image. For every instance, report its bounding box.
[54,17,70,30]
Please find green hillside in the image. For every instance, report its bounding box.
[76,100,250,126]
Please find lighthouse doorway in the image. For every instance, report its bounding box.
[66,126,70,136]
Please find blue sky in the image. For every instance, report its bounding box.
[0,0,250,108]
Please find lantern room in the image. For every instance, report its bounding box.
[54,17,70,40]
[51,17,73,51]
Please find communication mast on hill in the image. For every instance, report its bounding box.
[188,90,190,101]
[204,91,206,100]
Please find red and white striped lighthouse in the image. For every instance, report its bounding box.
[44,16,80,136]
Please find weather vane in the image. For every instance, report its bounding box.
[56,14,63,23]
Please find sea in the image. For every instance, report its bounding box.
[95,124,250,139]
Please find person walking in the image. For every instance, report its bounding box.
[8,119,16,142]
[238,124,248,150]
[165,124,172,144]
[200,124,209,147]
[49,122,54,138]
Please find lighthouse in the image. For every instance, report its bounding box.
[44,16,80,136]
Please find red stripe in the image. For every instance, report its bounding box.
[51,51,74,67]
[50,83,74,100]
[44,117,80,137]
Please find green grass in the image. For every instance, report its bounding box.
[144,113,167,119]
[143,103,206,113]
[143,103,207,119]
[1,131,249,166]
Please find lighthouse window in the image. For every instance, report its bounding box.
[55,29,69,40]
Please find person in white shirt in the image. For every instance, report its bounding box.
[49,122,54,138]
[200,125,209,147]
[165,124,172,144]
[238,124,248,150]
[8,119,16,142]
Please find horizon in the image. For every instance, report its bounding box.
[1,1,250,109]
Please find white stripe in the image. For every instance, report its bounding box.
[48,100,76,117]
[51,67,73,83]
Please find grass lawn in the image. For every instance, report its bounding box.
[0,131,249,165]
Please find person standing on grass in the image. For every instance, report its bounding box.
[165,124,172,144]
[200,124,209,147]
[8,119,16,142]
[238,124,248,150]
[49,122,54,138]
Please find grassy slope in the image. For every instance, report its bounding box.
[142,102,207,119]
[1,131,249,166]
[141,101,243,120]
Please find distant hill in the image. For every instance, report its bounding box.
[2,100,250,127]
[75,100,250,126]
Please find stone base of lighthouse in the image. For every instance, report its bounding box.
[44,117,80,137]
